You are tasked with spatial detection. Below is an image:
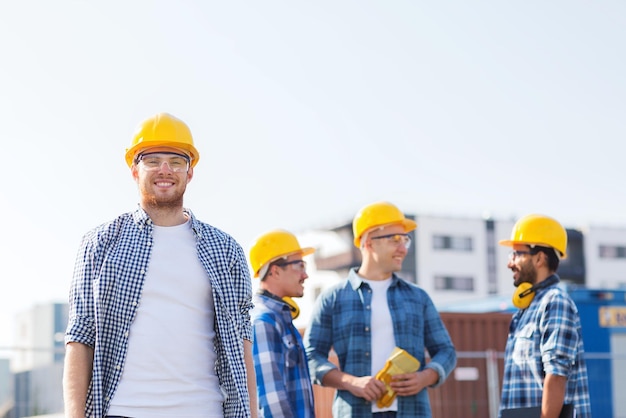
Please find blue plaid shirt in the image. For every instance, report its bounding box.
[499,275,592,418]
[252,293,315,418]
[65,207,254,418]
[304,269,457,418]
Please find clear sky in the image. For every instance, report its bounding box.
[1,1,625,349]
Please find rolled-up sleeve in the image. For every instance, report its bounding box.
[540,296,579,377]
[232,243,254,342]
[65,234,97,347]
[423,296,457,387]
[303,291,338,385]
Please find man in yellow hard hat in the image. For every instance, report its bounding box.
[498,214,591,418]
[249,229,316,418]
[304,201,456,418]
[63,113,257,418]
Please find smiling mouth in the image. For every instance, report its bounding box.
[155,181,174,187]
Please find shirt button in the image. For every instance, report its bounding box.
[365,327,370,332]
[140,269,146,274]
[124,332,129,337]
[365,352,370,357]
[133,301,138,306]
[366,305,371,310]
[116,365,121,370]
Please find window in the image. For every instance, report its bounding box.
[434,275,475,291]
[599,245,626,259]
[433,235,473,251]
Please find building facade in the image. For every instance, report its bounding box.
[297,214,626,315]
[10,303,67,418]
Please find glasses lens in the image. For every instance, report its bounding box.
[372,234,411,249]
[509,250,531,260]
[279,260,306,272]
[139,154,189,172]
[390,234,411,249]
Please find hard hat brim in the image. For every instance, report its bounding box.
[498,239,567,259]
[354,219,417,247]
[125,141,200,168]
[253,247,315,278]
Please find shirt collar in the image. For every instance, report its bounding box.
[131,206,202,237]
[347,267,401,290]
[255,291,293,318]
[535,273,561,295]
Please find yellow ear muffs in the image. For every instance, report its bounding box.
[282,296,300,319]
[512,282,535,309]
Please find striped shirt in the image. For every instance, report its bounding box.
[499,275,592,417]
[252,293,315,418]
[304,269,457,418]
[65,207,254,417]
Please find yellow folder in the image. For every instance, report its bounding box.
[374,347,421,408]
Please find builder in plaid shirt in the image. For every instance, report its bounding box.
[499,214,591,418]
[304,201,456,418]
[249,230,316,418]
[63,113,257,418]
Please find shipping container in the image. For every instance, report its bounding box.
[430,312,511,418]
[567,288,626,418]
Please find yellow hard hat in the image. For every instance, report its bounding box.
[352,201,417,247]
[499,214,568,259]
[125,112,200,168]
[249,229,315,278]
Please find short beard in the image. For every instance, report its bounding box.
[514,261,537,287]
[139,182,186,210]
[143,193,184,210]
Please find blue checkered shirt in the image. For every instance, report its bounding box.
[499,275,592,418]
[65,207,254,418]
[304,269,457,418]
[252,293,315,418]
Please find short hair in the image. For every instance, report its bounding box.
[531,245,560,271]
[259,257,287,281]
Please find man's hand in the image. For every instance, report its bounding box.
[389,369,438,397]
[321,369,387,402]
[346,375,387,402]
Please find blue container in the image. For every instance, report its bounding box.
[568,288,626,418]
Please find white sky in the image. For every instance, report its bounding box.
[1,1,625,349]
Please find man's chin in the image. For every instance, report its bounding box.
[514,278,533,288]
[145,195,184,209]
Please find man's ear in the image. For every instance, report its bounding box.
[266,264,276,278]
[186,166,194,183]
[535,251,548,268]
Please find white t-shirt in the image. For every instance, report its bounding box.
[362,277,397,413]
[108,221,223,418]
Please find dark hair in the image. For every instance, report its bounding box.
[532,245,560,271]
[260,258,286,281]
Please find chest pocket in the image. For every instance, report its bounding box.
[512,323,535,365]
[282,333,300,368]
